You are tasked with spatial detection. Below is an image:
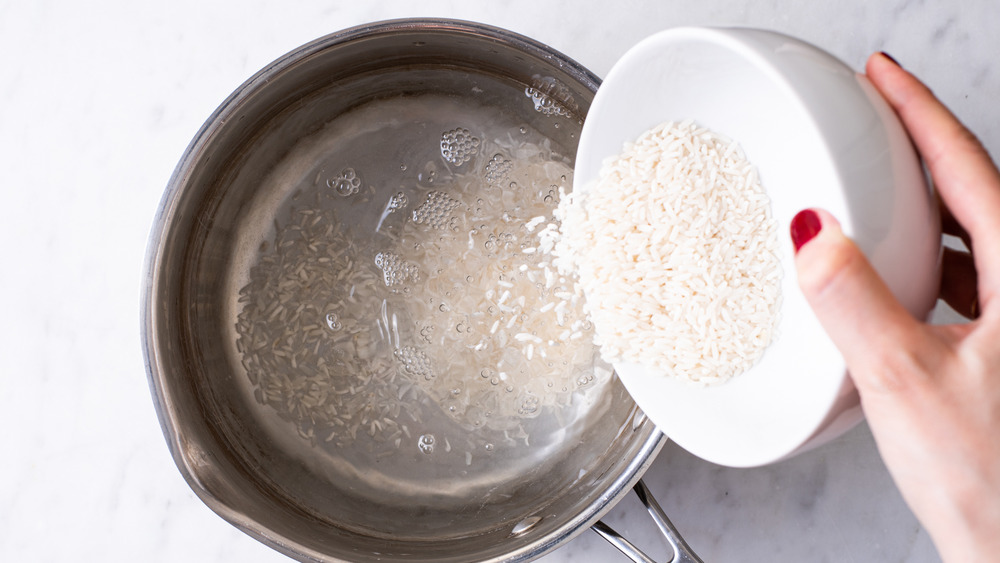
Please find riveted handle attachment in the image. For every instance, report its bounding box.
[592,480,704,563]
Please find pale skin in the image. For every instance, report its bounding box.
[793,52,1000,562]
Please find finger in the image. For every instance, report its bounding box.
[866,52,1000,307]
[938,191,972,251]
[940,247,979,319]
[792,208,927,389]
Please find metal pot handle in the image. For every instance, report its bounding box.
[592,480,704,563]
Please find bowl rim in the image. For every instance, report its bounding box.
[572,25,931,467]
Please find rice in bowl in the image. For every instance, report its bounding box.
[542,120,781,385]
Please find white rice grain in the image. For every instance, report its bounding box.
[543,120,782,385]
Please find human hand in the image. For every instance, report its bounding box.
[791,52,1000,562]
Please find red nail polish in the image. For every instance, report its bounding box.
[790,210,822,253]
[880,51,901,67]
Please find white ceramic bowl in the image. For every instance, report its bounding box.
[575,27,940,467]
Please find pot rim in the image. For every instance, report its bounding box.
[142,18,665,563]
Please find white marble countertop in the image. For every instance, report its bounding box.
[2,1,995,561]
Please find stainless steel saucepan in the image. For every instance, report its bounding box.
[143,18,700,563]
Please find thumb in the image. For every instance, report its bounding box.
[792,209,924,386]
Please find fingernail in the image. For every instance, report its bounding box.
[790,209,822,253]
[880,51,901,67]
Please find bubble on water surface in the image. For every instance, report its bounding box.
[517,395,540,416]
[327,168,361,196]
[524,76,577,119]
[325,312,342,331]
[412,191,462,230]
[375,252,419,286]
[417,434,435,454]
[419,324,435,342]
[387,192,408,213]
[395,346,435,380]
[440,128,480,165]
[484,153,512,185]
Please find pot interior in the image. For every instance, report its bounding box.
[146,20,664,562]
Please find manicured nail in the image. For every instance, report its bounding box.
[790,209,822,253]
[880,51,901,67]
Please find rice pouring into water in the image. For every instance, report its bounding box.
[542,120,781,384]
